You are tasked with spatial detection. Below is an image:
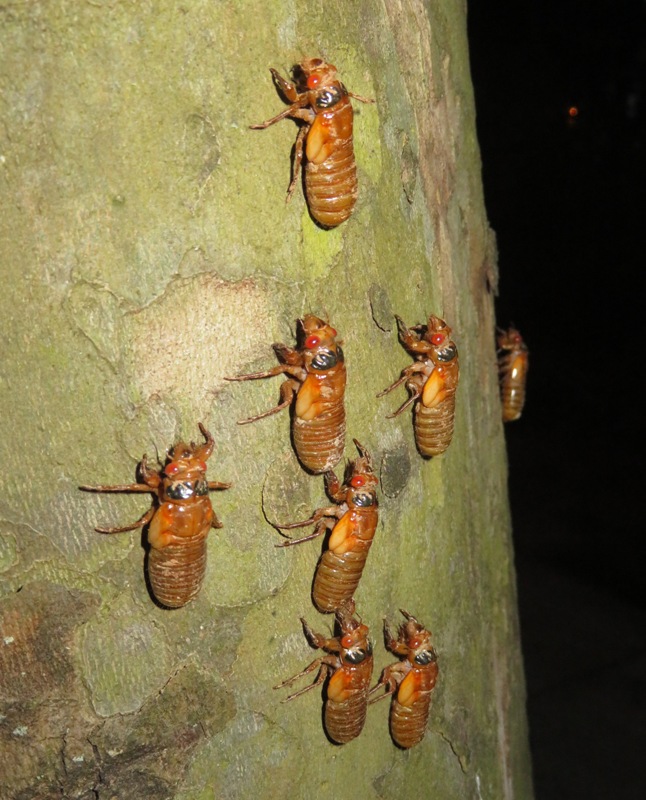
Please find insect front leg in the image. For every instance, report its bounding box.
[79,481,154,493]
[352,439,373,469]
[139,455,162,489]
[383,619,410,657]
[225,362,300,383]
[275,657,324,691]
[275,503,339,529]
[388,392,418,419]
[287,124,308,202]
[497,351,513,379]
[207,480,232,490]
[395,316,433,355]
[399,609,421,625]
[347,91,376,104]
[377,362,428,399]
[275,516,335,547]
[192,423,214,462]
[95,505,155,535]
[234,376,301,425]
[275,658,337,702]
[324,470,345,503]
[384,372,426,418]
[225,364,302,425]
[269,67,300,103]
[250,101,302,129]
[250,99,314,130]
[301,618,342,653]
[272,342,305,367]
[376,372,409,398]
[369,663,406,704]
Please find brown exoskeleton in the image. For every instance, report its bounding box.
[226,315,346,473]
[379,315,459,457]
[276,601,373,744]
[80,424,230,608]
[251,57,374,228]
[498,325,529,421]
[370,610,438,749]
[275,439,378,613]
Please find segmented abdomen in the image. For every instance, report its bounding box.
[147,534,207,608]
[325,682,370,744]
[501,356,527,421]
[390,694,432,749]
[312,546,371,612]
[305,137,357,228]
[414,395,456,457]
[293,400,345,473]
[501,380,525,421]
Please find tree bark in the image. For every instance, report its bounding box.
[0,2,533,798]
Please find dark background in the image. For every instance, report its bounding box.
[468,2,646,798]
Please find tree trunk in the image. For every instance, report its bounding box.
[0,2,533,798]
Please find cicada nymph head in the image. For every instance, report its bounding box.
[337,602,372,666]
[398,610,437,667]
[298,314,343,372]
[162,437,211,502]
[345,439,378,509]
[497,325,526,352]
[422,316,458,364]
[294,57,342,99]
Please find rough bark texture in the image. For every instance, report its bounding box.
[0,2,533,798]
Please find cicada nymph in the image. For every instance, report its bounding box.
[498,325,529,422]
[275,440,378,613]
[370,610,438,749]
[227,315,346,473]
[379,315,459,457]
[251,57,374,228]
[276,602,373,744]
[81,424,230,608]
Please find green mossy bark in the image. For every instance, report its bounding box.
[0,2,533,798]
